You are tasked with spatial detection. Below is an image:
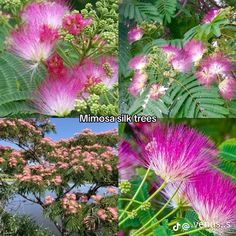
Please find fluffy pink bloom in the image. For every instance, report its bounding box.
[0,157,5,164]
[202,9,220,24]
[171,51,193,73]
[21,1,68,29]
[184,40,206,62]
[44,195,55,205]
[161,45,180,60]
[33,74,84,116]
[204,53,233,75]
[118,141,140,180]
[148,83,167,100]
[195,53,233,86]
[186,171,236,234]
[136,124,217,182]
[62,13,92,35]
[91,195,102,202]
[128,55,148,71]
[72,60,103,91]
[195,67,217,87]
[219,78,236,100]
[100,56,118,89]
[128,71,147,97]
[9,25,57,63]
[128,26,144,43]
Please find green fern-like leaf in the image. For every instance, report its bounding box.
[167,75,229,118]
[120,0,162,23]
[0,52,45,117]
[155,0,177,23]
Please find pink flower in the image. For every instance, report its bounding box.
[202,9,220,24]
[107,207,118,220]
[97,209,107,220]
[195,67,217,87]
[186,171,236,234]
[21,1,68,29]
[184,40,206,62]
[195,53,233,86]
[128,71,148,97]
[72,60,103,92]
[100,56,118,89]
[62,13,92,35]
[128,26,144,43]
[128,55,148,71]
[136,124,217,182]
[106,186,117,194]
[148,83,167,100]
[9,25,57,63]
[52,175,62,186]
[171,51,193,73]
[205,53,233,75]
[46,53,65,76]
[44,195,55,205]
[219,78,236,100]
[161,45,180,60]
[91,195,102,202]
[33,74,84,116]
[0,157,5,164]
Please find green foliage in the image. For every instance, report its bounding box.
[155,0,177,23]
[0,52,45,117]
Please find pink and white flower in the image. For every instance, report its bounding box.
[161,45,180,61]
[137,124,217,182]
[9,25,57,63]
[219,78,236,100]
[186,171,236,235]
[21,1,68,29]
[128,26,144,43]
[171,51,193,73]
[33,74,84,116]
[128,55,148,71]
[184,40,206,62]
[44,195,55,205]
[148,83,167,100]
[128,71,148,97]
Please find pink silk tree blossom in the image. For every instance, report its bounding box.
[186,171,236,235]
[33,74,84,116]
[135,124,217,182]
[128,26,144,44]
[21,1,69,29]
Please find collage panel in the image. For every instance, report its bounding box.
[118,120,236,235]
[119,0,236,118]
[0,0,118,117]
[0,119,118,235]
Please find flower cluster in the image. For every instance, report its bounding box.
[97,207,118,221]
[119,123,236,235]
[62,193,80,214]
[4,0,118,117]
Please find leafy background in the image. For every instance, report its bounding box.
[119,0,236,118]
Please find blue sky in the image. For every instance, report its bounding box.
[0,119,117,147]
[49,119,117,140]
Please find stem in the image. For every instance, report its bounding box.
[134,183,182,236]
[119,181,167,227]
[119,198,143,205]
[174,227,208,236]
[119,167,151,221]
[141,207,180,236]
